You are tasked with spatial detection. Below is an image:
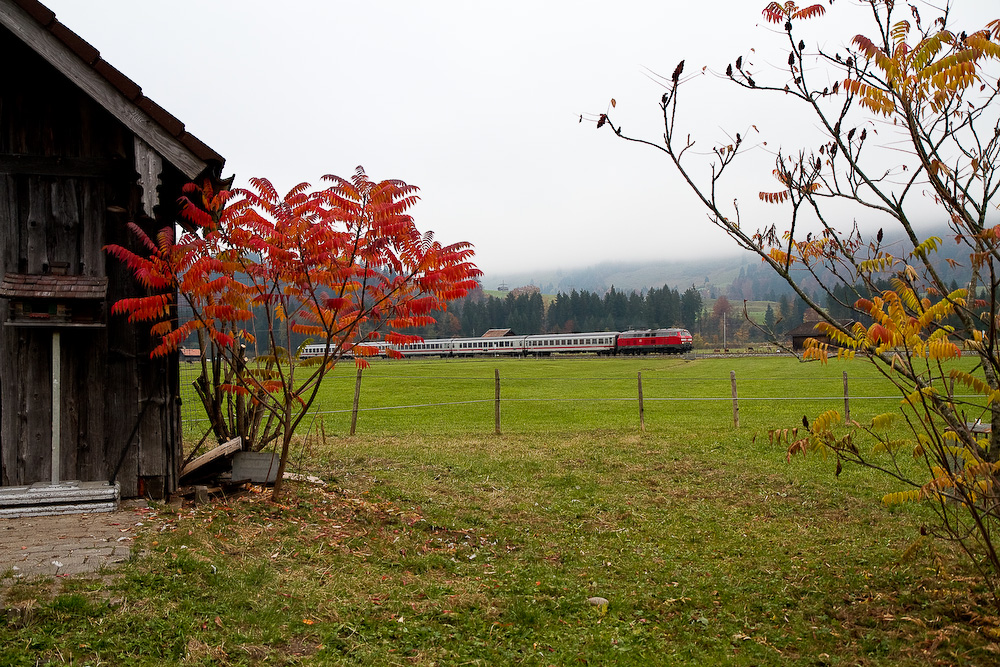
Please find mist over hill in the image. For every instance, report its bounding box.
[483,225,969,298]
[483,252,762,296]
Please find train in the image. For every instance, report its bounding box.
[300,328,693,359]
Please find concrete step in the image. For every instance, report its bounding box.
[0,481,119,518]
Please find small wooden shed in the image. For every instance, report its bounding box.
[788,313,856,352]
[0,0,226,498]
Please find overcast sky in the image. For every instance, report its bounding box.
[40,1,997,281]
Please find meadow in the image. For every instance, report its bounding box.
[180,355,912,441]
[4,355,999,666]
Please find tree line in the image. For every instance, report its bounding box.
[414,284,707,339]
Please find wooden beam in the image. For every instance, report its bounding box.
[180,437,242,479]
[134,137,162,217]
[0,154,128,178]
[0,1,208,179]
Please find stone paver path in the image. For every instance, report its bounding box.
[0,500,148,582]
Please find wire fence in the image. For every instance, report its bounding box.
[176,361,973,443]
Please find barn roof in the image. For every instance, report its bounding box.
[787,319,856,337]
[0,0,225,179]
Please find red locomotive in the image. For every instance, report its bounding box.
[615,328,693,354]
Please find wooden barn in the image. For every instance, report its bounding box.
[0,0,226,499]
[788,313,856,352]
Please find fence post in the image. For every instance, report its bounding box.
[731,370,739,428]
[638,371,645,432]
[495,368,501,435]
[843,371,850,425]
[350,368,362,436]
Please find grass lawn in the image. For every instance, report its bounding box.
[4,355,999,665]
[180,355,918,440]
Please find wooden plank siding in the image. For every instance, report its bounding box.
[0,22,193,497]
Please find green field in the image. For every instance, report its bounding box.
[181,355,913,442]
[5,355,998,666]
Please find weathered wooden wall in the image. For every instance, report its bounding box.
[0,26,182,497]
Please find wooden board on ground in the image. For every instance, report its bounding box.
[180,437,241,479]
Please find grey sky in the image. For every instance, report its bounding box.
[40,1,998,280]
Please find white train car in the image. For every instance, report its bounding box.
[384,336,529,357]
[449,336,526,356]
[300,342,338,358]
[299,341,381,358]
[523,332,618,355]
[302,330,621,360]
[390,339,455,357]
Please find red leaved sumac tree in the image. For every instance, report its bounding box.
[108,167,480,498]
[595,2,1000,598]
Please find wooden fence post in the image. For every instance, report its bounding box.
[495,368,501,435]
[638,371,645,432]
[350,368,362,436]
[843,371,850,425]
[731,370,739,428]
